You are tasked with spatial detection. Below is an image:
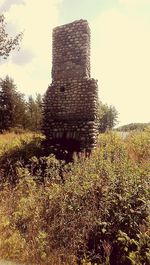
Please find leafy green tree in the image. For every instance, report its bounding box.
[98,102,118,133]
[0,14,22,60]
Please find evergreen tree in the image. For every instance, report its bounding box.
[14,91,28,129]
[0,76,27,131]
[27,94,43,131]
[35,93,43,131]
[0,76,15,131]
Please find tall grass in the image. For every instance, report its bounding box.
[0,131,149,265]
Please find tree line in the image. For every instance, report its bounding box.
[0,75,118,133]
[116,122,150,132]
[0,76,43,132]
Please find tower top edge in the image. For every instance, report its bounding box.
[53,19,89,32]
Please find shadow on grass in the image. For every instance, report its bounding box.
[0,133,90,188]
[0,137,44,164]
[0,137,80,187]
[0,136,47,186]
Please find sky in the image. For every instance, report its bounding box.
[0,0,150,126]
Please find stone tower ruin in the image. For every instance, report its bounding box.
[43,19,99,153]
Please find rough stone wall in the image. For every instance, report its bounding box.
[43,19,99,152]
[52,20,90,80]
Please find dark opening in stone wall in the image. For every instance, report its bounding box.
[60,86,65,92]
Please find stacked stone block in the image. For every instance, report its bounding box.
[43,19,99,152]
[52,19,90,80]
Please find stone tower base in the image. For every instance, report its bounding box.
[43,78,99,153]
[44,120,98,152]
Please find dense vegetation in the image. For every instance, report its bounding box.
[0,129,149,265]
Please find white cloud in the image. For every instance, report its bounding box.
[0,0,25,12]
[12,49,35,65]
[91,8,150,125]
[0,0,6,8]
[0,0,60,95]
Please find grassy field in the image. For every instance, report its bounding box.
[0,130,149,265]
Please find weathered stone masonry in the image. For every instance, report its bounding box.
[43,19,99,151]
